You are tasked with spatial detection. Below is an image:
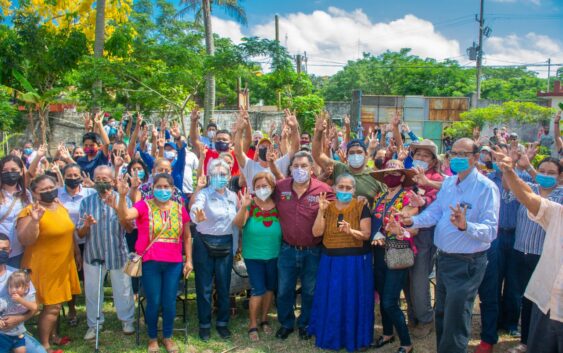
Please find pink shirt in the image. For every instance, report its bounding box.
[421,168,445,205]
[134,200,189,263]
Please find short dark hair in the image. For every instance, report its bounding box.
[62,163,82,176]
[301,132,311,139]
[0,233,9,243]
[30,174,57,192]
[346,139,367,152]
[207,123,217,130]
[82,132,101,145]
[216,129,231,138]
[538,157,562,174]
[153,173,174,186]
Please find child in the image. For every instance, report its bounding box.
[0,270,37,353]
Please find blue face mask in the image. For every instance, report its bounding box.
[450,157,471,174]
[137,170,145,180]
[492,162,501,172]
[336,191,353,203]
[23,148,33,155]
[210,175,229,190]
[348,154,365,168]
[535,174,557,189]
[153,189,172,202]
[412,159,429,171]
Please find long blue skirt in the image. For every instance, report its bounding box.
[308,253,375,352]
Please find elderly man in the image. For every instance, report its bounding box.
[401,138,500,353]
[77,165,135,340]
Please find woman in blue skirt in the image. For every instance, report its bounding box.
[308,173,373,352]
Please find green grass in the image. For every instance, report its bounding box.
[27,285,521,353]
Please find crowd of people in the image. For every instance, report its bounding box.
[0,107,561,353]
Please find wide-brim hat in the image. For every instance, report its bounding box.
[410,139,437,159]
[370,160,417,187]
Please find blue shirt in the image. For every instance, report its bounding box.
[411,167,500,254]
[78,191,130,270]
[58,185,97,244]
[77,151,109,178]
[514,184,563,255]
[487,171,522,230]
[190,187,238,236]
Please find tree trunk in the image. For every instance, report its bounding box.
[39,109,47,145]
[27,107,37,146]
[202,0,215,128]
[93,0,106,112]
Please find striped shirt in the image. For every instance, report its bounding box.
[78,191,130,270]
[514,184,563,255]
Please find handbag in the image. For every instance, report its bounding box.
[201,236,231,257]
[384,238,415,270]
[123,217,171,277]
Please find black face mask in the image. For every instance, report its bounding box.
[94,181,113,194]
[0,250,8,265]
[39,189,58,203]
[258,147,268,161]
[1,172,20,186]
[374,158,385,169]
[215,141,230,152]
[64,178,82,189]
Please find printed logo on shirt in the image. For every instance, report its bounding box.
[307,195,319,204]
[281,191,292,201]
[460,201,473,210]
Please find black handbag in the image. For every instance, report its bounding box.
[201,236,232,257]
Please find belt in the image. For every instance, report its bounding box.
[498,227,515,232]
[282,241,319,251]
[437,249,487,262]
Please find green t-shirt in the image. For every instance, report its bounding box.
[332,161,386,205]
[242,202,282,260]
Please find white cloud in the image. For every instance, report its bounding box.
[484,32,563,77]
[211,16,245,44]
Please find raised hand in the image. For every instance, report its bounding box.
[318,192,330,212]
[412,167,430,186]
[116,125,124,141]
[82,172,95,188]
[160,118,168,132]
[170,121,182,140]
[368,137,379,149]
[337,149,347,164]
[196,175,207,189]
[344,115,350,126]
[37,143,48,158]
[82,213,97,228]
[238,188,253,208]
[266,145,276,163]
[116,175,130,196]
[397,148,408,161]
[449,203,468,230]
[526,143,538,161]
[157,132,165,149]
[314,114,327,135]
[408,190,426,208]
[113,153,124,169]
[391,111,401,127]
[401,123,410,133]
[58,142,71,161]
[30,202,46,221]
[284,109,298,130]
[94,111,105,126]
[194,208,207,223]
[555,111,561,123]
[136,112,144,126]
[190,107,200,122]
[491,146,514,173]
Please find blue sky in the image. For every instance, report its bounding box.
[204,0,563,77]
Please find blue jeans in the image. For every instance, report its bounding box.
[244,258,278,297]
[141,261,183,339]
[193,234,233,329]
[374,247,411,346]
[277,243,320,330]
[435,251,487,353]
[478,239,499,344]
[497,228,520,331]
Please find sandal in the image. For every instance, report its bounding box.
[52,336,71,346]
[248,327,260,342]
[260,321,273,334]
[506,344,527,353]
[147,340,160,353]
[163,338,179,353]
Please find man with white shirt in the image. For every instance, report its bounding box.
[401,138,500,353]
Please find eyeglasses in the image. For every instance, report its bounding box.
[449,151,475,158]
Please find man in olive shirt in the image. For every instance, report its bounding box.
[312,119,385,205]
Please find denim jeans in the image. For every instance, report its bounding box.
[478,239,499,344]
[276,243,320,330]
[244,258,278,297]
[497,228,520,331]
[374,247,411,346]
[435,251,487,353]
[512,250,540,344]
[141,261,183,339]
[193,234,233,329]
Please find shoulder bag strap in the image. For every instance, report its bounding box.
[0,196,19,224]
[139,203,172,258]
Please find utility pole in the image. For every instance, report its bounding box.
[547,58,551,92]
[296,54,302,74]
[476,0,485,100]
[275,14,279,42]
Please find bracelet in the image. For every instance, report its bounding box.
[526,166,534,172]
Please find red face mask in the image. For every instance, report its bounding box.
[383,174,403,188]
[84,147,98,155]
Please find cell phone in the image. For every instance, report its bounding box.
[337,214,344,227]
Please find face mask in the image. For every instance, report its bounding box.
[215,141,230,152]
[383,174,403,188]
[207,130,216,139]
[163,150,177,160]
[0,250,9,265]
[374,158,385,169]
[492,162,501,172]
[84,147,98,156]
[153,189,172,202]
[137,170,145,180]
[1,172,20,186]
[64,178,82,189]
[300,140,309,146]
[94,181,113,194]
[485,161,493,170]
[255,187,272,201]
[336,191,353,203]
[412,160,429,171]
[535,174,557,189]
[337,136,343,143]
[210,175,229,190]
[39,189,58,203]
[258,147,268,161]
[23,148,33,155]
[348,154,365,168]
[450,157,471,174]
[292,167,310,184]
[479,153,489,163]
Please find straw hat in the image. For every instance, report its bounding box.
[370,160,417,187]
[410,139,438,159]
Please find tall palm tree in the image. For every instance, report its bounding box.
[178,0,247,126]
[93,0,106,111]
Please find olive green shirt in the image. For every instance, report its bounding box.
[332,161,386,205]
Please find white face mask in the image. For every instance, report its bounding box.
[255,187,272,201]
[207,130,216,139]
[163,150,177,160]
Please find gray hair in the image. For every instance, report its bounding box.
[207,158,231,178]
[335,173,356,188]
[93,165,114,178]
[290,151,314,167]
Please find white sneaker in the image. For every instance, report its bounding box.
[123,321,135,335]
[84,325,102,340]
